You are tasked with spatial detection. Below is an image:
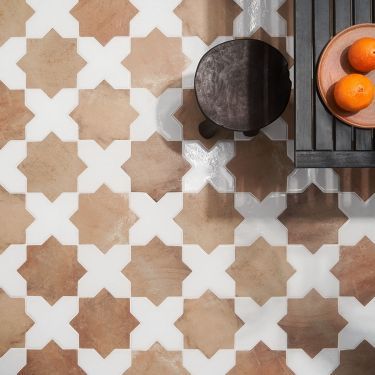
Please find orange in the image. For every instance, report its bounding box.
[348,37,375,72]
[334,73,374,112]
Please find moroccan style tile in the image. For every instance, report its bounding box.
[123,237,190,305]
[279,290,347,357]
[227,134,293,200]
[122,29,190,96]
[335,168,375,201]
[175,185,243,252]
[71,185,136,251]
[126,343,187,374]
[0,187,33,253]
[19,134,85,201]
[0,0,33,46]
[228,342,292,375]
[331,237,375,305]
[279,184,348,253]
[0,83,33,148]
[175,291,243,357]
[123,133,189,201]
[0,290,33,357]
[174,0,241,44]
[18,30,85,97]
[227,237,295,304]
[277,0,293,36]
[71,0,138,45]
[71,81,138,148]
[71,290,138,357]
[19,342,84,375]
[333,341,375,375]
[174,89,233,148]
[18,237,85,304]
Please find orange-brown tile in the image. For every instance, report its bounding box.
[175,291,243,357]
[122,133,189,201]
[18,30,85,97]
[174,89,233,148]
[228,342,292,375]
[0,0,33,46]
[174,0,242,45]
[227,133,293,200]
[0,290,33,357]
[333,341,375,375]
[71,185,137,252]
[0,187,33,254]
[123,237,190,305]
[19,341,84,375]
[331,237,375,305]
[277,0,294,37]
[18,237,85,304]
[71,81,138,148]
[71,0,138,45]
[175,185,243,253]
[122,29,190,96]
[278,290,347,357]
[227,238,295,305]
[278,184,348,253]
[19,134,85,201]
[125,343,188,375]
[0,82,33,148]
[71,289,138,357]
[335,168,375,201]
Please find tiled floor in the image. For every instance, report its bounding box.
[1,0,375,374]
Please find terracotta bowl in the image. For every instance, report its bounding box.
[317,23,375,128]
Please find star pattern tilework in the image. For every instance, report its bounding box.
[0,1,373,374]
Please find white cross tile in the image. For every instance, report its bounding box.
[0,349,27,375]
[287,169,339,193]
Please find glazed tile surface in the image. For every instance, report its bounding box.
[0,1,374,374]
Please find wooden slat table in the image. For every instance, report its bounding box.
[295,0,375,167]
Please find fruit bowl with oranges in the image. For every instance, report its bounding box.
[317,24,375,128]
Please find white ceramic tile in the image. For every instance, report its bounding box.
[287,169,339,193]
[0,349,27,375]
[262,117,288,141]
[130,297,184,350]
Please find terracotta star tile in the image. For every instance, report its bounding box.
[278,290,347,357]
[174,89,233,148]
[0,0,33,46]
[250,28,293,68]
[278,184,348,253]
[335,168,375,201]
[71,0,138,45]
[0,187,33,254]
[71,185,137,252]
[175,291,243,357]
[19,341,84,375]
[331,237,375,305]
[277,0,294,37]
[122,29,190,96]
[333,341,375,375]
[18,30,86,97]
[122,133,189,201]
[0,82,33,148]
[0,290,33,357]
[123,237,190,305]
[228,342,292,375]
[18,237,85,304]
[71,81,138,148]
[125,343,188,375]
[175,185,243,253]
[227,133,293,200]
[71,289,138,357]
[19,134,85,201]
[227,238,295,305]
[174,0,242,45]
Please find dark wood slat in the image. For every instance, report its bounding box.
[295,0,313,150]
[353,0,373,150]
[334,0,354,151]
[296,151,375,167]
[314,0,334,150]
